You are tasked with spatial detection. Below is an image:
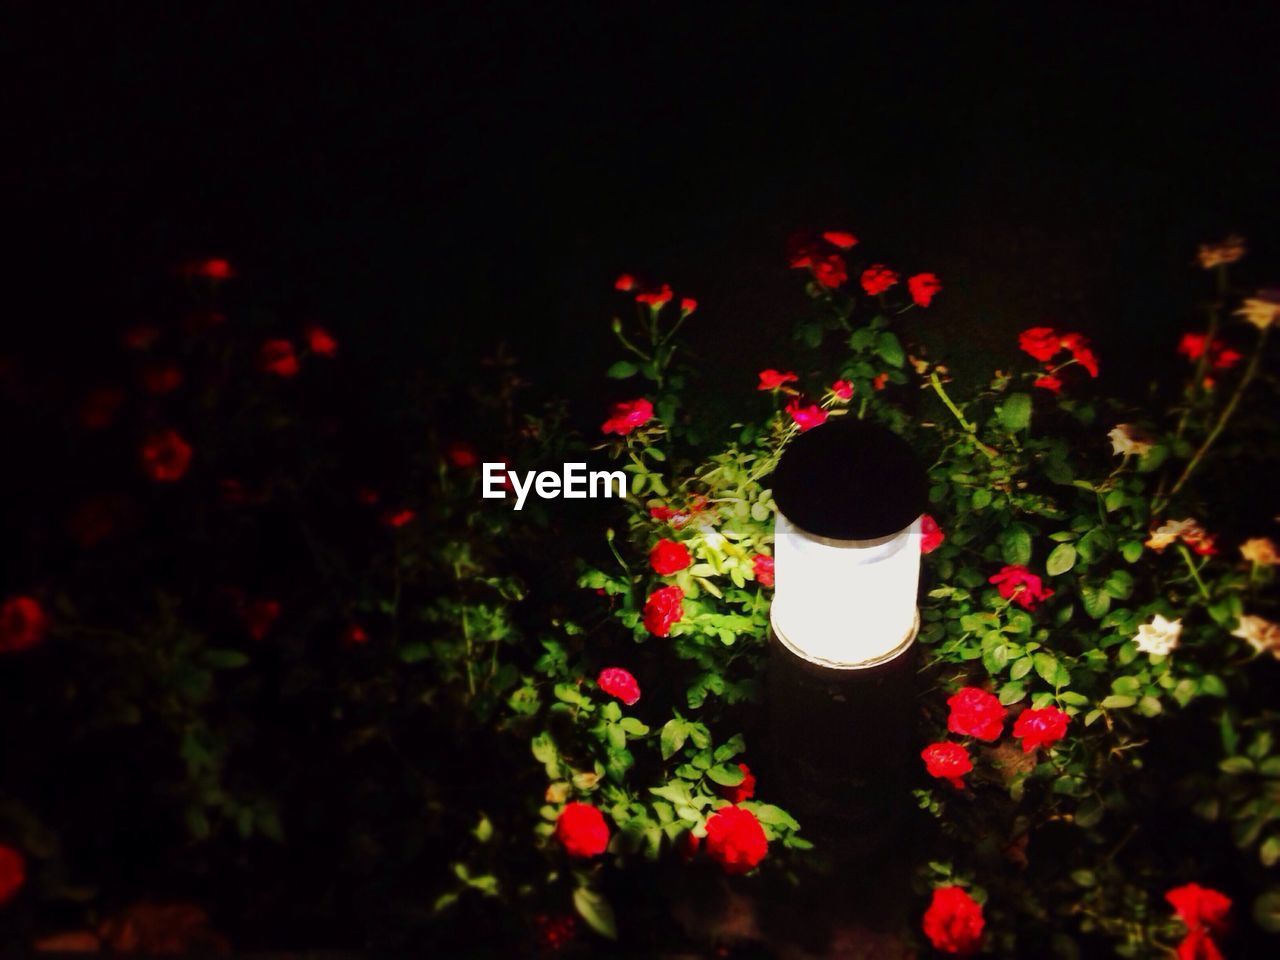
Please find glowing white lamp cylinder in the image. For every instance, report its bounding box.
[769,418,927,669]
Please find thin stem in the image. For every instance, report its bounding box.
[1165,326,1270,501]
[1177,544,1210,600]
[930,372,973,431]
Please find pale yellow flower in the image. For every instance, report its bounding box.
[1135,614,1182,656]
[1196,235,1246,269]
[1232,614,1280,658]
[1234,297,1280,330]
[1240,537,1280,567]
[1108,424,1154,457]
[1146,518,1199,553]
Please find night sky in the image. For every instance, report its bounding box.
[7,4,1280,406]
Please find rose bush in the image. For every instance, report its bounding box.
[1,229,1277,957]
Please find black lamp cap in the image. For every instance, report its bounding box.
[770,418,927,540]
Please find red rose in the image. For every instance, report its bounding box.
[921,742,972,789]
[597,667,641,706]
[1178,332,1208,361]
[306,326,338,357]
[946,687,1007,741]
[122,324,161,351]
[342,624,369,646]
[717,763,757,804]
[1012,705,1070,752]
[140,429,193,482]
[785,399,828,432]
[383,508,416,528]
[860,264,899,296]
[555,802,610,858]
[643,585,685,637]
[601,397,654,436]
[922,886,984,955]
[680,297,698,315]
[534,913,578,953]
[182,257,234,280]
[821,230,858,249]
[908,272,942,307]
[141,363,183,395]
[243,599,281,641]
[614,273,635,292]
[753,554,775,588]
[0,845,26,904]
[920,514,945,554]
[1166,883,1231,934]
[812,253,848,288]
[1177,927,1224,960]
[872,372,889,391]
[1018,326,1062,362]
[1034,373,1063,393]
[1060,333,1099,377]
[704,805,768,875]
[758,369,799,391]
[79,387,124,430]
[636,284,673,307]
[0,596,47,653]
[649,538,692,576]
[831,380,854,400]
[446,441,479,469]
[258,339,300,378]
[988,564,1055,611]
[1212,346,1242,369]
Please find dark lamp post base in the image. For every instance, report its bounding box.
[765,626,917,860]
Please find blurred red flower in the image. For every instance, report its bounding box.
[1013,705,1070,752]
[704,806,768,874]
[383,508,416,528]
[649,538,692,575]
[1034,373,1063,393]
[920,514,945,554]
[597,667,641,706]
[643,585,684,637]
[258,339,300,378]
[614,273,635,291]
[1,597,47,654]
[753,554,775,588]
[785,399,827,431]
[831,380,853,400]
[812,253,848,288]
[140,429,193,482]
[555,803,610,858]
[860,264,899,296]
[717,763,757,803]
[243,599,281,641]
[0,845,25,904]
[758,369,798,391]
[821,230,858,249]
[181,257,234,280]
[601,398,653,436]
[306,326,338,357]
[908,272,942,307]
[636,284,673,306]
[921,742,972,789]
[946,687,1006,741]
[680,297,698,315]
[922,886,984,955]
[446,441,479,469]
[988,564,1054,610]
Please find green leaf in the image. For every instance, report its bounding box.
[1010,657,1033,681]
[606,360,639,379]
[1079,583,1111,619]
[1253,889,1280,933]
[1033,652,1061,686]
[1137,696,1163,717]
[1120,541,1144,563]
[707,763,746,787]
[1102,569,1134,600]
[203,648,250,669]
[658,719,689,760]
[1046,543,1077,576]
[1220,756,1255,775]
[573,887,618,940]
[1002,527,1033,566]
[1000,393,1032,432]
[875,331,905,367]
[998,681,1026,705]
[1100,695,1136,709]
[982,643,1009,675]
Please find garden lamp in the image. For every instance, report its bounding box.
[766,417,928,857]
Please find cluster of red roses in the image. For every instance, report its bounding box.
[1017,326,1100,393]
[922,686,1070,794]
[614,274,697,317]
[555,666,769,875]
[787,230,942,308]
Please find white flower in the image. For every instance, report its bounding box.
[1234,297,1280,330]
[1232,614,1280,658]
[1108,424,1154,457]
[1135,614,1182,656]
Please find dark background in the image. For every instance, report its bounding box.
[5,3,1279,411]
